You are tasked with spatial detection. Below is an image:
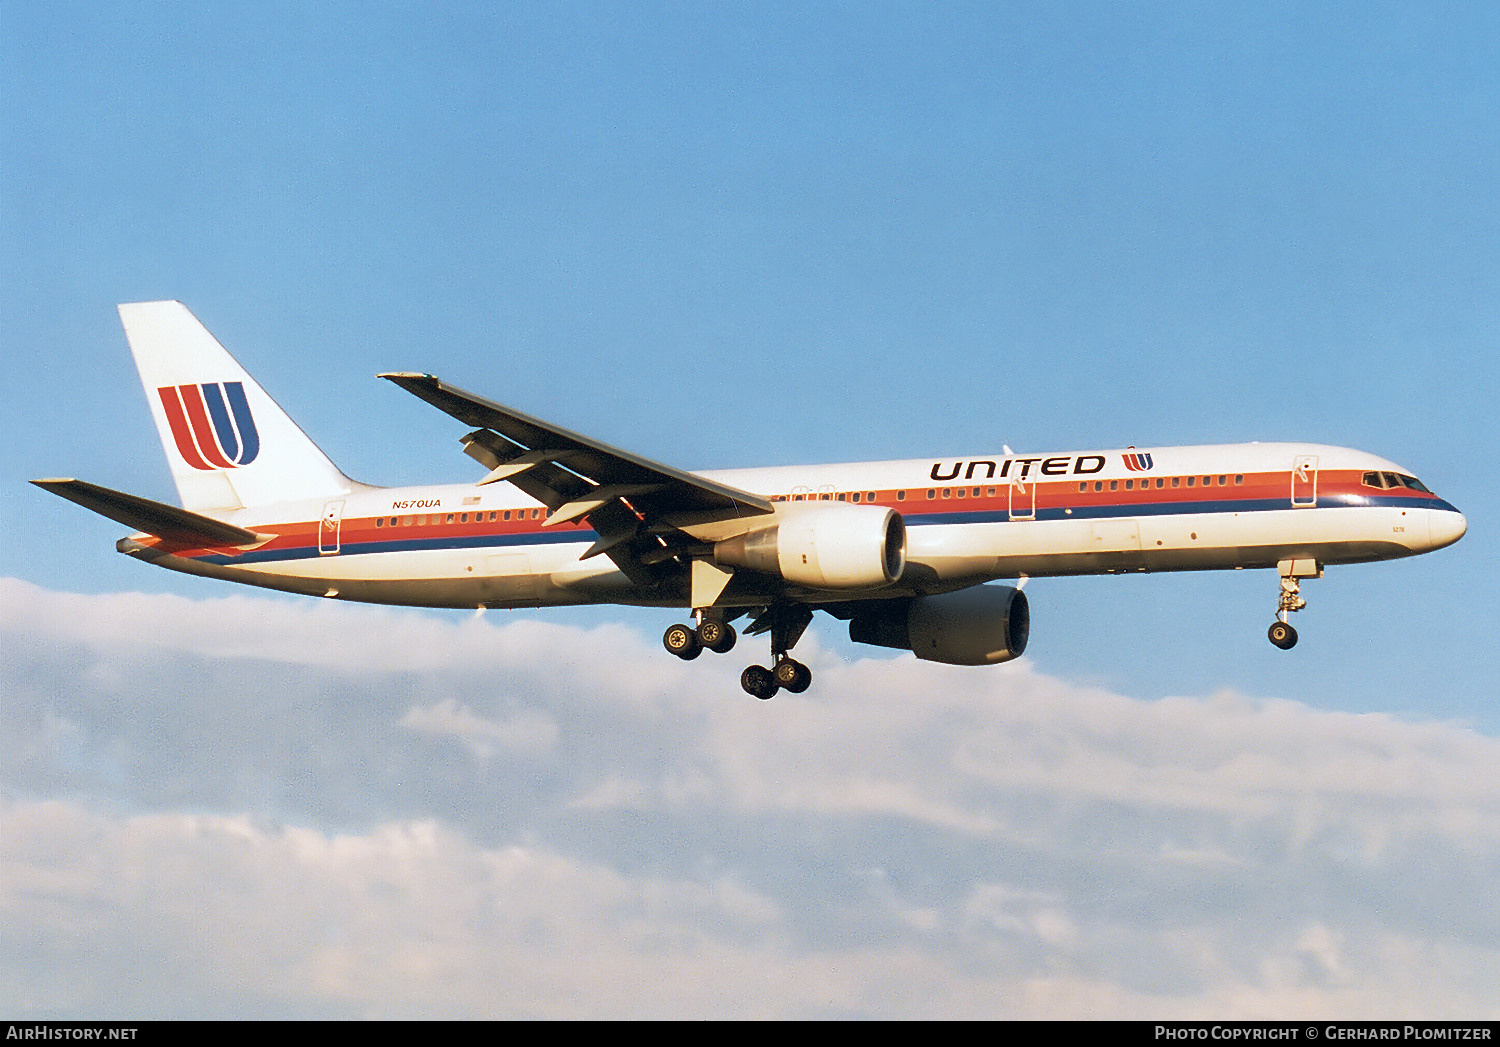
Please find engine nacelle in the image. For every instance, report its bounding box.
[714,504,906,590]
[848,585,1030,665]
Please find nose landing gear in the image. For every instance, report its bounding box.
[1268,619,1298,650]
[1267,559,1319,650]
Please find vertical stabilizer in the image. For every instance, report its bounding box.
[119,301,356,511]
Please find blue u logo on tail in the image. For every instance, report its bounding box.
[157,381,260,470]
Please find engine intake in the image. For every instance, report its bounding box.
[714,504,906,590]
[849,585,1029,665]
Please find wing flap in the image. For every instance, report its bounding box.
[32,478,270,548]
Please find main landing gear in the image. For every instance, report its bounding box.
[741,655,811,700]
[663,604,813,699]
[662,618,737,660]
[1267,559,1320,651]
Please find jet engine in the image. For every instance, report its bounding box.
[848,585,1029,665]
[713,504,906,590]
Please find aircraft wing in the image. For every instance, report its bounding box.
[380,373,774,585]
[31,478,270,549]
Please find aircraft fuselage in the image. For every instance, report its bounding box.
[120,442,1464,611]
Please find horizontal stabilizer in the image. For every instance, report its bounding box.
[31,478,269,548]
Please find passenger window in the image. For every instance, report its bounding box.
[897,490,906,501]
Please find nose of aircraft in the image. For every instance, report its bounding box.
[1428,506,1467,550]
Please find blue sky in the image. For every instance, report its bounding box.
[3,2,1497,1018]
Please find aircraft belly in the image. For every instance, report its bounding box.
[906,506,1423,581]
[145,541,625,610]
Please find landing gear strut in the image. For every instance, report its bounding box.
[1267,559,1319,650]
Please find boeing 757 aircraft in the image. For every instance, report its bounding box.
[34,302,1466,698]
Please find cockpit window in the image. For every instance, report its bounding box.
[1362,471,1432,493]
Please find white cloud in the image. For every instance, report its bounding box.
[400,698,559,759]
[3,578,1499,1018]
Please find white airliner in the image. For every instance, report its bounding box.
[34,302,1467,698]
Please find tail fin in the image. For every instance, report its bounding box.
[119,301,355,511]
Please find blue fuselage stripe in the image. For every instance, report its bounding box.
[190,492,1456,567]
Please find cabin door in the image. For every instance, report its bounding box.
[1291,455,1319,508]
[319,500,345,554]
[1008,474,1037,521]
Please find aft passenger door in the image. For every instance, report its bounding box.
[1291,455,1318,508]
[319,500,344,554]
